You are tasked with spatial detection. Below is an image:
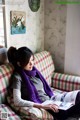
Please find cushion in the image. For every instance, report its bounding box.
[0,63,14,103]
[52,72,80,91]
[7,96,53,120]
[34,51,55,85]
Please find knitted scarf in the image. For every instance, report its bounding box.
[17,66,54,103]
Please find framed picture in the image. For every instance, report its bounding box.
[10,11,26,35]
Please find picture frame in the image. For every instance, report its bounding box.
[10,11,26,35]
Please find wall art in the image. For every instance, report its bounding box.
[10,11,26,34]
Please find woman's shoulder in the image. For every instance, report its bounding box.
[12,71,22,81]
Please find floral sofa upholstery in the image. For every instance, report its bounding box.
[0,50,80,120]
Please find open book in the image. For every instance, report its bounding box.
[42,90,79,110]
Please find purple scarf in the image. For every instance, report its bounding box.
[17,66,54,103]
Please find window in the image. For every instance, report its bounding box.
[0,0,6,47]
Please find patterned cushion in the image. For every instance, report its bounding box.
[0,63,14,103]
[7,96,53,120]
[0,104,21,120]
[34,51,55,85]
[52,72,80,91]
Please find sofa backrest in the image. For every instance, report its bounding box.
[0,63,14,104]
[34,51,55,85]
[0,51,55,104]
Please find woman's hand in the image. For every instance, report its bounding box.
[42,104,59,113]
[33,103,59,113]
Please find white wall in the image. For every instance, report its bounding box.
[65,5,80,75]
[5,0,44,52]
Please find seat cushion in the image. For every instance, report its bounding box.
[0,104,21,120]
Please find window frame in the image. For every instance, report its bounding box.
[0,0,7,47]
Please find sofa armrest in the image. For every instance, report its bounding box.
[51,72,80,91]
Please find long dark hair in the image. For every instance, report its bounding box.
[7,46,34,68]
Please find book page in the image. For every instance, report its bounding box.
[62,90,79,103]
[54,90,79,104]
[59,102,74,110]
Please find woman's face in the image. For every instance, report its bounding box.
[24,55,34,71]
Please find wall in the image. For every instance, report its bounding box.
[64,5,80,76]
[44,0,67,72]
[5,0,44,52]
[45,1,80,76]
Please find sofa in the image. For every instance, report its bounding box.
[0,50,80,120]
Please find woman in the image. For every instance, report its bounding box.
[7,46,80,120]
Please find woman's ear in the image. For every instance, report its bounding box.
[17,62,21,66]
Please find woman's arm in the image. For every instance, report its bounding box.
[13,89,59,112]
[13,89,34,107]
[12,73,35,107]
